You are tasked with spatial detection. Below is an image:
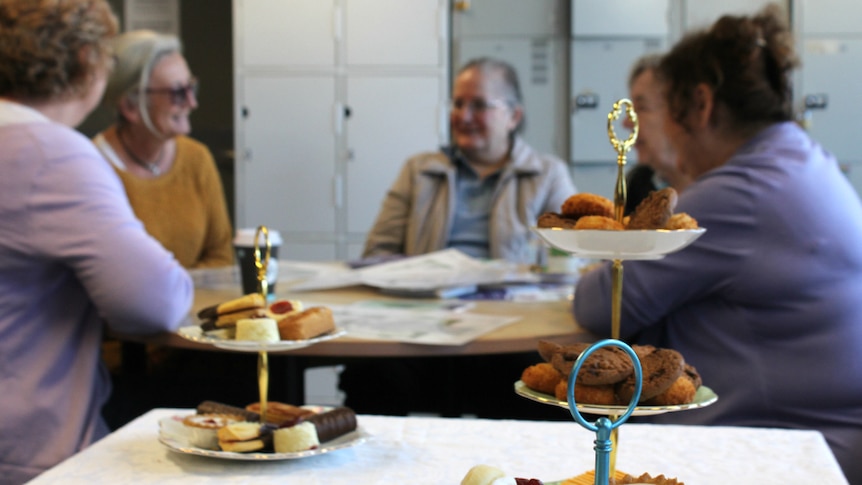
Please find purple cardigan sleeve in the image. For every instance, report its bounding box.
[30,128,193,334]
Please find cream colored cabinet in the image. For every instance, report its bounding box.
[234,0,449,261]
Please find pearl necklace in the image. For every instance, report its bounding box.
[117,130,163,176]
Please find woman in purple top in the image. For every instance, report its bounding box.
[0,1,193,483]
[573,6,862,483]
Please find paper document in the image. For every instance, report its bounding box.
[327,302,520,345]
[291,249,515,292]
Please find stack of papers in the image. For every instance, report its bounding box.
[290,249,515,296]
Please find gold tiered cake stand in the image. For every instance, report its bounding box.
[175,225,345,421]
[521,99,714,485]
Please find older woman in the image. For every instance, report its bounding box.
[94,30,233,269]
[573,5,862,482]
[363,57,576,264]
[344,58,576,420]
[0,1,192,482]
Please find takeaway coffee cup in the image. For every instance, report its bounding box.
[234,228,282,296]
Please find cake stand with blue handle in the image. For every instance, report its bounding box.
[567,340,643,485]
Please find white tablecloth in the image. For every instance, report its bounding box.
[27,409,847,484]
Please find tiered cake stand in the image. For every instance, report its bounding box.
[523,99,713,485]
[177,225,345,421]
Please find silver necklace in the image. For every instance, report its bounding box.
[118,130,163,175]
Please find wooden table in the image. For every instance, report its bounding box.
[122,285,593,357]
[112,284,593,412]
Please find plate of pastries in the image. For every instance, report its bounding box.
[158,400,368,460]
[460,464,686,485]
[177,293,345,352]
[515,340,717,417]
[534,189,705,260]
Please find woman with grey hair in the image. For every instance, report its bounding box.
[0,2,192,482]
[362,57,575,264]
[94,29,233,269]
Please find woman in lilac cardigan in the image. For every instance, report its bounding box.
[573,6,862,483]
[0,1,192,482]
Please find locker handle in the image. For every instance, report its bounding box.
[804,94,828,110]
[574,94,600,110]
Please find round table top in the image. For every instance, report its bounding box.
[120,285,594,357]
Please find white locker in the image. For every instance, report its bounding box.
[235,0,336,67]
[795,0,862,196]
[570,38,665,164]
[572,0,669,37]
[798,0,862,35]
[238,75,338,257]
[683,0,787,32]
[234,0,448,261]
[452,0,567,36]
[345,75,447,234]
[345,0,445,66]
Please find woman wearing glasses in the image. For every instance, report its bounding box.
[345,58,577,419]
[94,30,233,269]
[362,57,576,264]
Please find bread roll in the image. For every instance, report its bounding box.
[277,307,336,340]
[273,422,319,453]
[235,318,279,342]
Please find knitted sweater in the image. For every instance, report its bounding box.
[95,132,234,268]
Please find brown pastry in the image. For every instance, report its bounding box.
[276,306,336,340]
[664,212,699,230]
[246,401,315,426]
[614,473,685,484]
[682,363,702,389]
[616,348,685,403]
[573,215,625,231]
[521,363,563,395]
[197,400,260,422]
[550,346,634,386]
[627,187,678,230]
[537,212,578,229]
[197,293,266,320]
[561,193,614,219]
[642,374,697,406]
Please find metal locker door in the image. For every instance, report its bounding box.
[238,75,338,260]
[570,38,664,164]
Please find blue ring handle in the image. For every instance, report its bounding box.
[566,339,643,485]
[566,339,642,485]
[566,339,642,428]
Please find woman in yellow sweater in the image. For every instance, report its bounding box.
[94,30,233,268]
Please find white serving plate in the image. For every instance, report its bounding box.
[533,227,706,260]
[176,326,346,352]
[514,380,718,417]
[158,414,369,460]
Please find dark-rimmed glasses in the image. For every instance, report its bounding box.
[145,77,199,106]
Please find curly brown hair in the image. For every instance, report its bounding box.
[658,3,799,130]
[0,0,118,100]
